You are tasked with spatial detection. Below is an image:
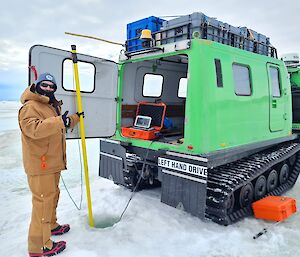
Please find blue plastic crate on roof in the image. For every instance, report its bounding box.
[126,16,165,52]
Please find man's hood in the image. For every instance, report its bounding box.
[20,84,49,104]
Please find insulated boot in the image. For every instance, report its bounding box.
[29,241,66,257]
[51,224,70,236]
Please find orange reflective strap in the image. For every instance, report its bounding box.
[41,156,47,170]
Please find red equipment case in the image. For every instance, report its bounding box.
[252,196,297,222]
[121,102,166,140]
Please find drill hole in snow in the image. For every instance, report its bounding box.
[93,216,120,228]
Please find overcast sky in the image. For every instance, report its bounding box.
[1,0,299,100]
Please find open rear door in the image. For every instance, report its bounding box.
[29,45,118,138]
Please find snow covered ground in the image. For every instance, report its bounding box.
[0,101,300,257]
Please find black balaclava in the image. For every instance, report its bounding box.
[34,73,57,104]
[35,83,57,103]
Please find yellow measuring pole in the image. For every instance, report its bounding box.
[71,45,94,227]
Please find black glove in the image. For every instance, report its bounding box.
[62,111,71,128]
[76,111,85,118]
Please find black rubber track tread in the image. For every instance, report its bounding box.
[205,142,300,225]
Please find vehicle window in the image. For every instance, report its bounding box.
[232,64,251,96]
[269,67,281,97]
[215,59,223,87]
[178,77,187,98]
[63,59,95,92]
[143,74,163,97]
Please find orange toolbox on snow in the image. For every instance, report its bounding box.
[121,102,166,140]
[252,196,297,222]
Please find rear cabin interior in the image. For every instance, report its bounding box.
[120,54,188,145]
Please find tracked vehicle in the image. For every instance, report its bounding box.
[28,12,300,225]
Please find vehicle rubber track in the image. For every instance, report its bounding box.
[205,141,300,225]
[123,155,161,191]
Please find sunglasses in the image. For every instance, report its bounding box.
[40,82,56,89]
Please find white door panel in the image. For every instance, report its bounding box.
[29,45,118,138]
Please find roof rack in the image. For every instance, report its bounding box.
[125,15,278,58]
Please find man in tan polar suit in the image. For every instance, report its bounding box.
[18,73,83,257]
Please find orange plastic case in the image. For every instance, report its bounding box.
[121,127,160,140]
[121,102,166,140]
[252,196,297,222]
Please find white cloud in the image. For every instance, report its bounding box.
[0,40,29,71]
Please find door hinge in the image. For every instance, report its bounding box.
[115,97,123,102]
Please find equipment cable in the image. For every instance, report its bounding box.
[65,32,124,46]
[118,141,154,222]
[60,70,84,211]
[253,211,300,239]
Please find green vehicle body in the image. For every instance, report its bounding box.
[112,39,292,156]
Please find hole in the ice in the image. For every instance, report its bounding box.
[93,216,120,228]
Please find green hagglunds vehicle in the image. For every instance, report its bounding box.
[28,13,300,225]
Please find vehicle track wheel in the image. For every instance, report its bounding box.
[254,175,266,200]
[289,155,296,167]
[239,183,254,208]
[279,164,289,185]
[267,169,278,192]
[225,192,235,214]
